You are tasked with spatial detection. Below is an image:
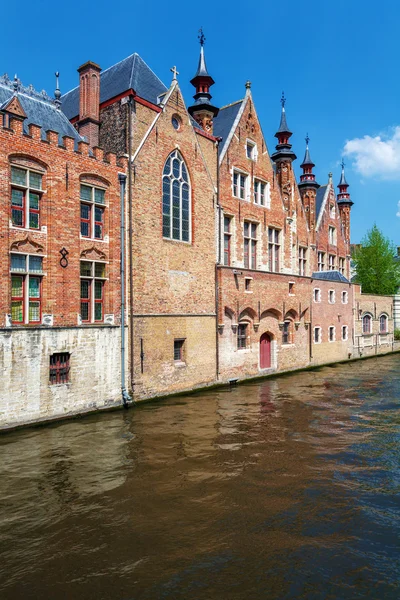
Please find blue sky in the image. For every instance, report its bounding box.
[3,0,399,244]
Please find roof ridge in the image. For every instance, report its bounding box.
[219,99,243,110]
[100,52,137,77]
[134,53,167,89]
[129,53,138,90]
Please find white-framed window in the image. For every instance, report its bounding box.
[162,150,191,242]
[233,169,249,200]
[244,221,257,269]
[339,257,345,275]
[379,314,388,334]
[362,314,372,334]
[314,288,321,303]
[223,215,233,266]
[317,251,325,271]
[342,291,348,304]
[253,179,270,207]
[329,290,335,304]
[268,227,280,272]
[299,247,307,276]
[246,140,257,160]
[80,261,107,323]
[10,253,44,324]
[329,204,335,218]
[314,327,321,343]
[329,326,335,342]
[80,184,106,240]
[11,166,43,230]
[328,226,336,245]
[328,254,336,270]
[342,325,348,341]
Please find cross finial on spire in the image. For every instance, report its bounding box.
[341,158,345,170]
[305,133,309,146]
[281,91,286,108]
[198,27,206,46]
[170,66,179,81]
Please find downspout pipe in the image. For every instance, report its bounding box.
[215,138,222,380]
[119,172,132,408]
[128,98,135,395]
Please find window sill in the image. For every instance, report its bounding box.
[80,236,107,243]
[163,237,191,246]
[10,225,46,234]
[280,343,295,349]
[174,360,186,368]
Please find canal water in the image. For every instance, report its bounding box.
[1,356,400,599]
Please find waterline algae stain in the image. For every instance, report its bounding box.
[0,354,399,599]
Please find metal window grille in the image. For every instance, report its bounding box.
[49,352,70,385]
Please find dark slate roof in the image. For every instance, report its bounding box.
[338,167,348,186]
[213,100,243,145]
[61,53,167,120]
[316,184,327,218]
[312,270,350,283]
[276,107,291,134]
[191,46,213,81]
[0,76,82,144]
[300,145,314,167]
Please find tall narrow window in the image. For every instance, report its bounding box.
[379,315,388,333]
[328,254,336,271]
[268,228,280,272]
[328,226,336,245]
[244,222,257,269]
[314,327,321,343]
[233,170,248,200]
[329,326,335,342]
[10,254,43,324]
[362,314,372,334]
[11,166,42,230]
[174,339,185,362]
[237,323,248,349]
[223,216,232,266]
[282,320,293,344]
[342,326,348,341]
[317,251,325,271]
[80,184,105,239]
[339,257,345,275]
[254,179,269,206]
[80,261,106,323]
[298,247,307,276]
[162,150,190,242]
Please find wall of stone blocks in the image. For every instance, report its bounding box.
[0,326,122,430]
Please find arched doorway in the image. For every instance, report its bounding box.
[260,333,271,369]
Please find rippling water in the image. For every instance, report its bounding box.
[1,355,400,599]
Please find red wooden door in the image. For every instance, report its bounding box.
[260,333,271,369]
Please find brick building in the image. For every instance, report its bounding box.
[0,36,397,429]
[0,74,127,428]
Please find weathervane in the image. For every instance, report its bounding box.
[198,27,205,46]
[341,158,345,169]
[280,91,286,108]
[305,133,310,146]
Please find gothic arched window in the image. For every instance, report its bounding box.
[362,314,372,334]
[162,151,190,242]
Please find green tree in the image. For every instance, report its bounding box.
[353,225,400,294]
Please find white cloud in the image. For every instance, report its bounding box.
[344,126,400,180]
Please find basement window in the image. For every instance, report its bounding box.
[49,352,70,385]
[174,339,185,362]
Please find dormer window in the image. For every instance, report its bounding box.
[246,141,257,160]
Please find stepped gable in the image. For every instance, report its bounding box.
[312,270,350,283]
[0,74,82,143]
[61,53,167,120]
[213,99,244,154]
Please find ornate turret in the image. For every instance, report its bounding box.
[271,93,297,164]
[298,135,319,189]
[188,28,219,134]
[337,160,353,243]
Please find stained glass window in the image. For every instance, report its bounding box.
[162,151,190,242]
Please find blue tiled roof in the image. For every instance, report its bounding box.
[213,100,243,145]
[316,184,327,219]
[312,270,350,283]
[61,53,167,120]
[0,78,82,144]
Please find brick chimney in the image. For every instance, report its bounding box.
[77,61,101,148]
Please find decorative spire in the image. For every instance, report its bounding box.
[54,71,61,109]
[188,29,219,129]
[271,92,296,163]
[298,135,318,189]
[337,160,353,205]
[13,74,18,93]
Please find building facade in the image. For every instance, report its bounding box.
[0,41,397,430]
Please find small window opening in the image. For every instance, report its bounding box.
[49,352,70,385]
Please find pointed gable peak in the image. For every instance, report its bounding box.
[0,94,27,119]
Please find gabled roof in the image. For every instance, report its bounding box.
[0,75,82,144]
[61,53,167,120]
[316,184,328,220]
[213,99,244,158]
[312,270,350,283]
